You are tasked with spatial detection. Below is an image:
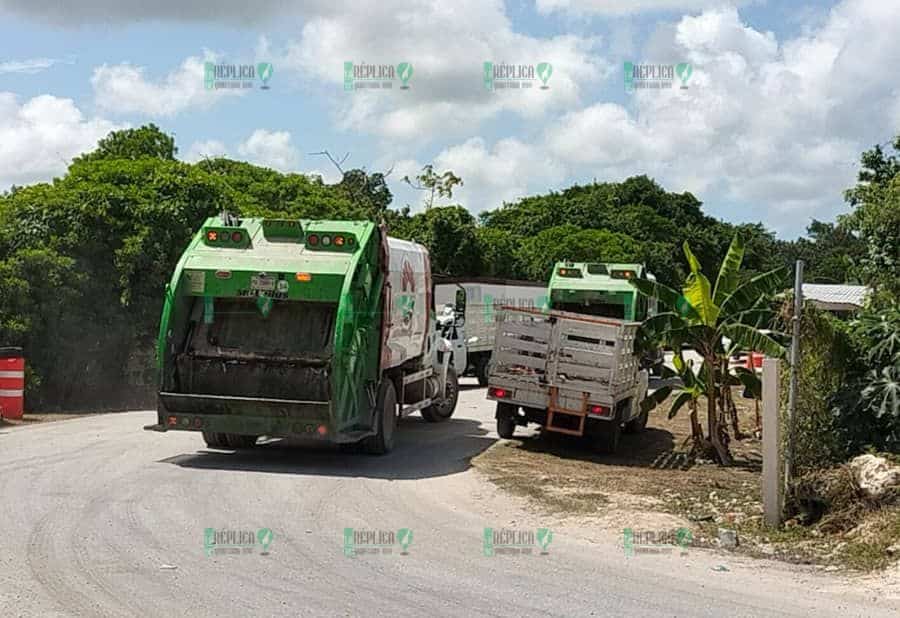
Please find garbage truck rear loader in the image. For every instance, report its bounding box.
[145,216,459,454]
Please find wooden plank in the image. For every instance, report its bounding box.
[551,376,611,393]
[496,334,548,355]
[556,362,609,381]
[495,351,547,370]
[558,347,616,367]
[559,322,620,343]
[498,320,551,340]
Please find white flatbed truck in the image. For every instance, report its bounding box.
[485,306,649,452]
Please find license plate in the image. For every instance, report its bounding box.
[250,275,276,292]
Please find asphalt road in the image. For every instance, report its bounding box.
[0,381,896,618]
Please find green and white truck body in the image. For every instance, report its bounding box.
[145,216,459,454]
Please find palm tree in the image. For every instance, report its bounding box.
[632,235,786,464]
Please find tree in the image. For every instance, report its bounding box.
[73,124,177,163]
[395,206,479,276]
[474,227,524,279]
[778,220,866,284]
[840,134,900,299]
[517,225,643,281]
[403,164,463,209]
[633,235,786,464]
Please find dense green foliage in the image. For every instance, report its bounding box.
[0,124,896,410]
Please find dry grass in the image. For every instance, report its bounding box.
[473,387,900,571]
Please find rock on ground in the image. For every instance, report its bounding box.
[849,454,900,500]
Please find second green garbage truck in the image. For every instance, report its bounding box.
[145,215,459,454]
[548,262,663,374]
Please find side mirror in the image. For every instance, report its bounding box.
[454,288,467,315]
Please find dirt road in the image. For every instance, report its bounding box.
[0,381,895,617]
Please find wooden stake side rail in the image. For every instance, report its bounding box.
[489,307,641,436]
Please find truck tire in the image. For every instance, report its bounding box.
[475,356,490,387]
[363,380,397,455]
[624,371,650,434]
[495,402,517,439]
[224,433,258,449]
[421,367,459,422]
[202,432,228,448]
[624,406,649,434]
[591,405,623,453]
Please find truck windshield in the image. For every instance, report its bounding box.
[200,298,337,358]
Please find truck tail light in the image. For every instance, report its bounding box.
[334,235,345,246]
[295,272,312,282]
[307,234,319,246]
[231,231,243,243]
[489,387,509,398]
[167,416,178,426]
[589,405,611,417]
[206,231,218,242]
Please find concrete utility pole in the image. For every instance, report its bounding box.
[762,357,782,526]
[784,261,804,499]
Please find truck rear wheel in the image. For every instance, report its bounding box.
[421,367,459,422]
[590,405,623,453]
[495,402,517,439]
[225,434,258,449]
[363,380,397,455]
[624,406,648,433]
[475,356,490,387]
[202,432,228,448]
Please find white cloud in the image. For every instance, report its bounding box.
[0,0,296,24]
[387,137,567,213]
[278,0,607,141]
[236,129,300,172]
[536,0,751,16]
[0,57,73,74]
[183,139,230,163]
[533,1,899,233]
[388,1,898,235]
[0,93,122,190]
[91,54,242,117]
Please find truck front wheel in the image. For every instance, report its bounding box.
[363,380,397,455]
[421,367,459,423]
[495,402,517,439]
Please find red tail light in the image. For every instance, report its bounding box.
[589,405,610,417]
[231,231,242,243]
[489,387,509,398]
[307,234,319,246]
[167,415,178,426]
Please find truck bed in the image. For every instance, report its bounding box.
[487,306,640,420]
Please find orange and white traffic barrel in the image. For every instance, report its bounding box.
[0,347,24,420]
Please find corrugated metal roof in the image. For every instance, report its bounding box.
[802,284,869,309]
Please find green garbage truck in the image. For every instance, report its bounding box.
[144,215,459,454]
[547,262,663,373]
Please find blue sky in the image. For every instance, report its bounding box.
[1,0,897,238]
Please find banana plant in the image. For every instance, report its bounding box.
[630,234,787,464]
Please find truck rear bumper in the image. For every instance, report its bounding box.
[147,391,370,443]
